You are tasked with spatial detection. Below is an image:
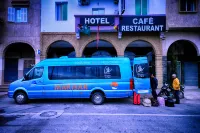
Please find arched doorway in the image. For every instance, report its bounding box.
[83,40,117,57]
[4,43,35,83]
[47,41,75,58]
[167,40,198,87]
[125,40,155,74]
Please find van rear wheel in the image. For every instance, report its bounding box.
[91,92,104,105]
[14,92,28,104]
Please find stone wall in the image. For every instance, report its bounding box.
[167,0,200,28]
[0,0,41,85]
[0,0,41,56]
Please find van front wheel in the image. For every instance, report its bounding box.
[91,92,104,105]
[14,92,28,104]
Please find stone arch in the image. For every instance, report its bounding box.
[42,34,78,58]
[2,40,36,57]
[123,38,161,56]
[45,40,76,58]
[167,39,199,56]
[122,37,163,87]
[79,36,119,57]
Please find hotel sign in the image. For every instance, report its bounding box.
[119,16,166,32]
[80,16,115,26]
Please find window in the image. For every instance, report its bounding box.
[135,0,147,15]
[56,2,68,21]
[25,67,44,80]
[92,8,105,15]
[48,65,121,80]
[180,0,197,12]
[8,7,28,22]
[134,63,149,78]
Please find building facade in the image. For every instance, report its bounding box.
[41,0,166,88]
[163,0,200,88]
[0,0,199,90]
[0,0,41,87]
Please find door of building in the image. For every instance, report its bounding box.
[4,59,18,82]
[184,62,198,86]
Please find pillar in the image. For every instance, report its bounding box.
[35,54,41,64]
[162,56,167,83]
[0,55,4,85]
[18,59,24,79]
[155,54,163,88]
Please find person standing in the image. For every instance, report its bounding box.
[150,74,158,100]
[172,74,180,104]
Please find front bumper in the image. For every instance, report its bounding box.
[8,91,14,98]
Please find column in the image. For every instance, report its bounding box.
[0,55,4,85]
[35,54,41,64]
[155,55,163,88]
[18,59,24,79]
[162,56,167,83]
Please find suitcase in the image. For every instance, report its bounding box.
[157,97,165,107]
[165,98,175,107]
[133,92,140,105]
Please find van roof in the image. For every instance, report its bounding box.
[37,57,130,66]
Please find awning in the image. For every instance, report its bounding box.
[11,0,30,7]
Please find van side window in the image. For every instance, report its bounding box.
[48,65,121,80]
[134,63,149,78]
[26,67,44,80]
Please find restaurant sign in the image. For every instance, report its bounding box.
[80,16,115,26]
[119,16,166,32]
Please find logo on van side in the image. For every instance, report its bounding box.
[104,66,112,74]
[136,65,144,73]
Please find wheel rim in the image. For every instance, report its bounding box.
[16,94,25,103]
[94,94,102,104]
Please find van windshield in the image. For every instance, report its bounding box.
[134,63,149,78]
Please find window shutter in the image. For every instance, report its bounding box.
[56,4,61,20]
[12,7,15,22]
[23,8,28,22]
[62,3,67,20]
[142,0,147,15]
[8,7,12,22]
[135,0,141,15]
[8,7,15,22]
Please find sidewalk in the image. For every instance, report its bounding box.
[184,88,200,100]
[0,92,7,98]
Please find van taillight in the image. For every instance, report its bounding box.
[130,79,134,90]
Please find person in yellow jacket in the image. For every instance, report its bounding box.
[172,74,180,104]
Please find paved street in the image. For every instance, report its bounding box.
[0,96,200,133]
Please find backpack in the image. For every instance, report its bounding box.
[142,98,151,107]
[165,97,175,107]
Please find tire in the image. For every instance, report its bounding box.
[179,91,184,99]
[14,92,28,104]
[91,92,105,105]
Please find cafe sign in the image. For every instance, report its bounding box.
[119,16,166,32]
[80,16,115,26]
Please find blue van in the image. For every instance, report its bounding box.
[132,57,151,94]
[8,57,134,105]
